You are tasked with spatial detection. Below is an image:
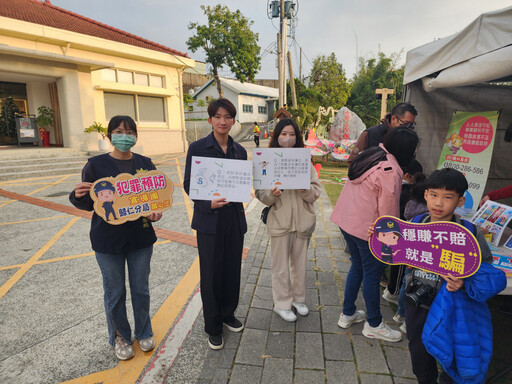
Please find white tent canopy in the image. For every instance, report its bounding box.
[404,6,512,91]
[403,6,512,205]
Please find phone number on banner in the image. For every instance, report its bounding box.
[443,162,484,175]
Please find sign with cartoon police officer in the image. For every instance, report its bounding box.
[90,170,174,225]
[369,216,482,278]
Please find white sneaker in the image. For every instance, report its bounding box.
[392,313,404,324]
[274,308,297,322]
[114,335,134,360]
[292,302,309,316]
[382,288,399,305]
[337,310,366,329]
[400,322,407,334]
[362,321,402,342]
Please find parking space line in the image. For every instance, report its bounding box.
[0,173,80,186]
[60,257,201,384]
[0,215,73,226]
[0,216,80,300]
[0,175,73,208]
[0,241,171,272]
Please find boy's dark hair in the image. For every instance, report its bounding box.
[207,98,237,119]
[383,127,419,167]
[269,118,304,148]
[426,168,468,197]
[107,115,137,138]
[403,159,423,176]
[391,102,417,117]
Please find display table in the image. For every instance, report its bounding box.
[491,246,512,295]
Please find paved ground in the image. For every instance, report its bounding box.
[0,138,415,384]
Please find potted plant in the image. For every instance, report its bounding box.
[84,121,109,151]
[36,106,55,147]
[0,96,21,145]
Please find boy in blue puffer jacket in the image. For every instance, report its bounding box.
[405,169,506,384]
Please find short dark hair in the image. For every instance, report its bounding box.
[383,127,419,167]
[391,103,417,117]
[269,118,304,148]
[403,159,423,176]
[207,98,237,119]
[107,115,137,138]
[427,168,468,197]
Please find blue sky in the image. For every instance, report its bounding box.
[50,0,511,80]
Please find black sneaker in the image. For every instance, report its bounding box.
[223,317,244,332]
[208,334,224,350]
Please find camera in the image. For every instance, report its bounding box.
[405,271,442,309]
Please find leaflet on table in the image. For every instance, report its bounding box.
[369,216,481,278]
[90,170,174,225]
[252,148,311,190]
[436,110,499,210]
[471,200,512,246]
[189,156,252,203]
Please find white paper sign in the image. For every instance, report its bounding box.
[189,156,252,203]
[252,148,311,190]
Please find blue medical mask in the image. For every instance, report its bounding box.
[111,134,136,152]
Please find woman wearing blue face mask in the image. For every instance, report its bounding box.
[69,115,162,361]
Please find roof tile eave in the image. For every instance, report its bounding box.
[2,0,189,59]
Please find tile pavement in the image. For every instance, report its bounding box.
[196,189,416,383]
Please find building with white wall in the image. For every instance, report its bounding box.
[0,0,197,154]
[187,78,278,124]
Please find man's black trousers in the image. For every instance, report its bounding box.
[197,205,244,336]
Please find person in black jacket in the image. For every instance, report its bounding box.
[69,115,162,361]
[348,103,417,164]
[184,99,247,350]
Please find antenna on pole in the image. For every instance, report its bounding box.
[269,0,296,109]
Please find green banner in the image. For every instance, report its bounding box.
[437,110,499,210]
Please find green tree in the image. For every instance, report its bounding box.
[187,5,261,97]
[309,53,351,109]
[286,78,326,108]
[288,101,317,134]
[346,51,404,128]
[183,93,194,110]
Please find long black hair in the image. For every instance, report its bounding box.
[269,118,304,148]
[383,127,419,167]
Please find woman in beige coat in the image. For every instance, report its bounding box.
[255,118,322,322]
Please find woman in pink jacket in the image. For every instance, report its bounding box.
[330,127,418,342]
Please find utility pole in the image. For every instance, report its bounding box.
[299,47,302,82]
[270,0,295,109]
[280,0,287,108]
[287,51,297,107]
[375,88,394,120]
[277,32,283,109]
